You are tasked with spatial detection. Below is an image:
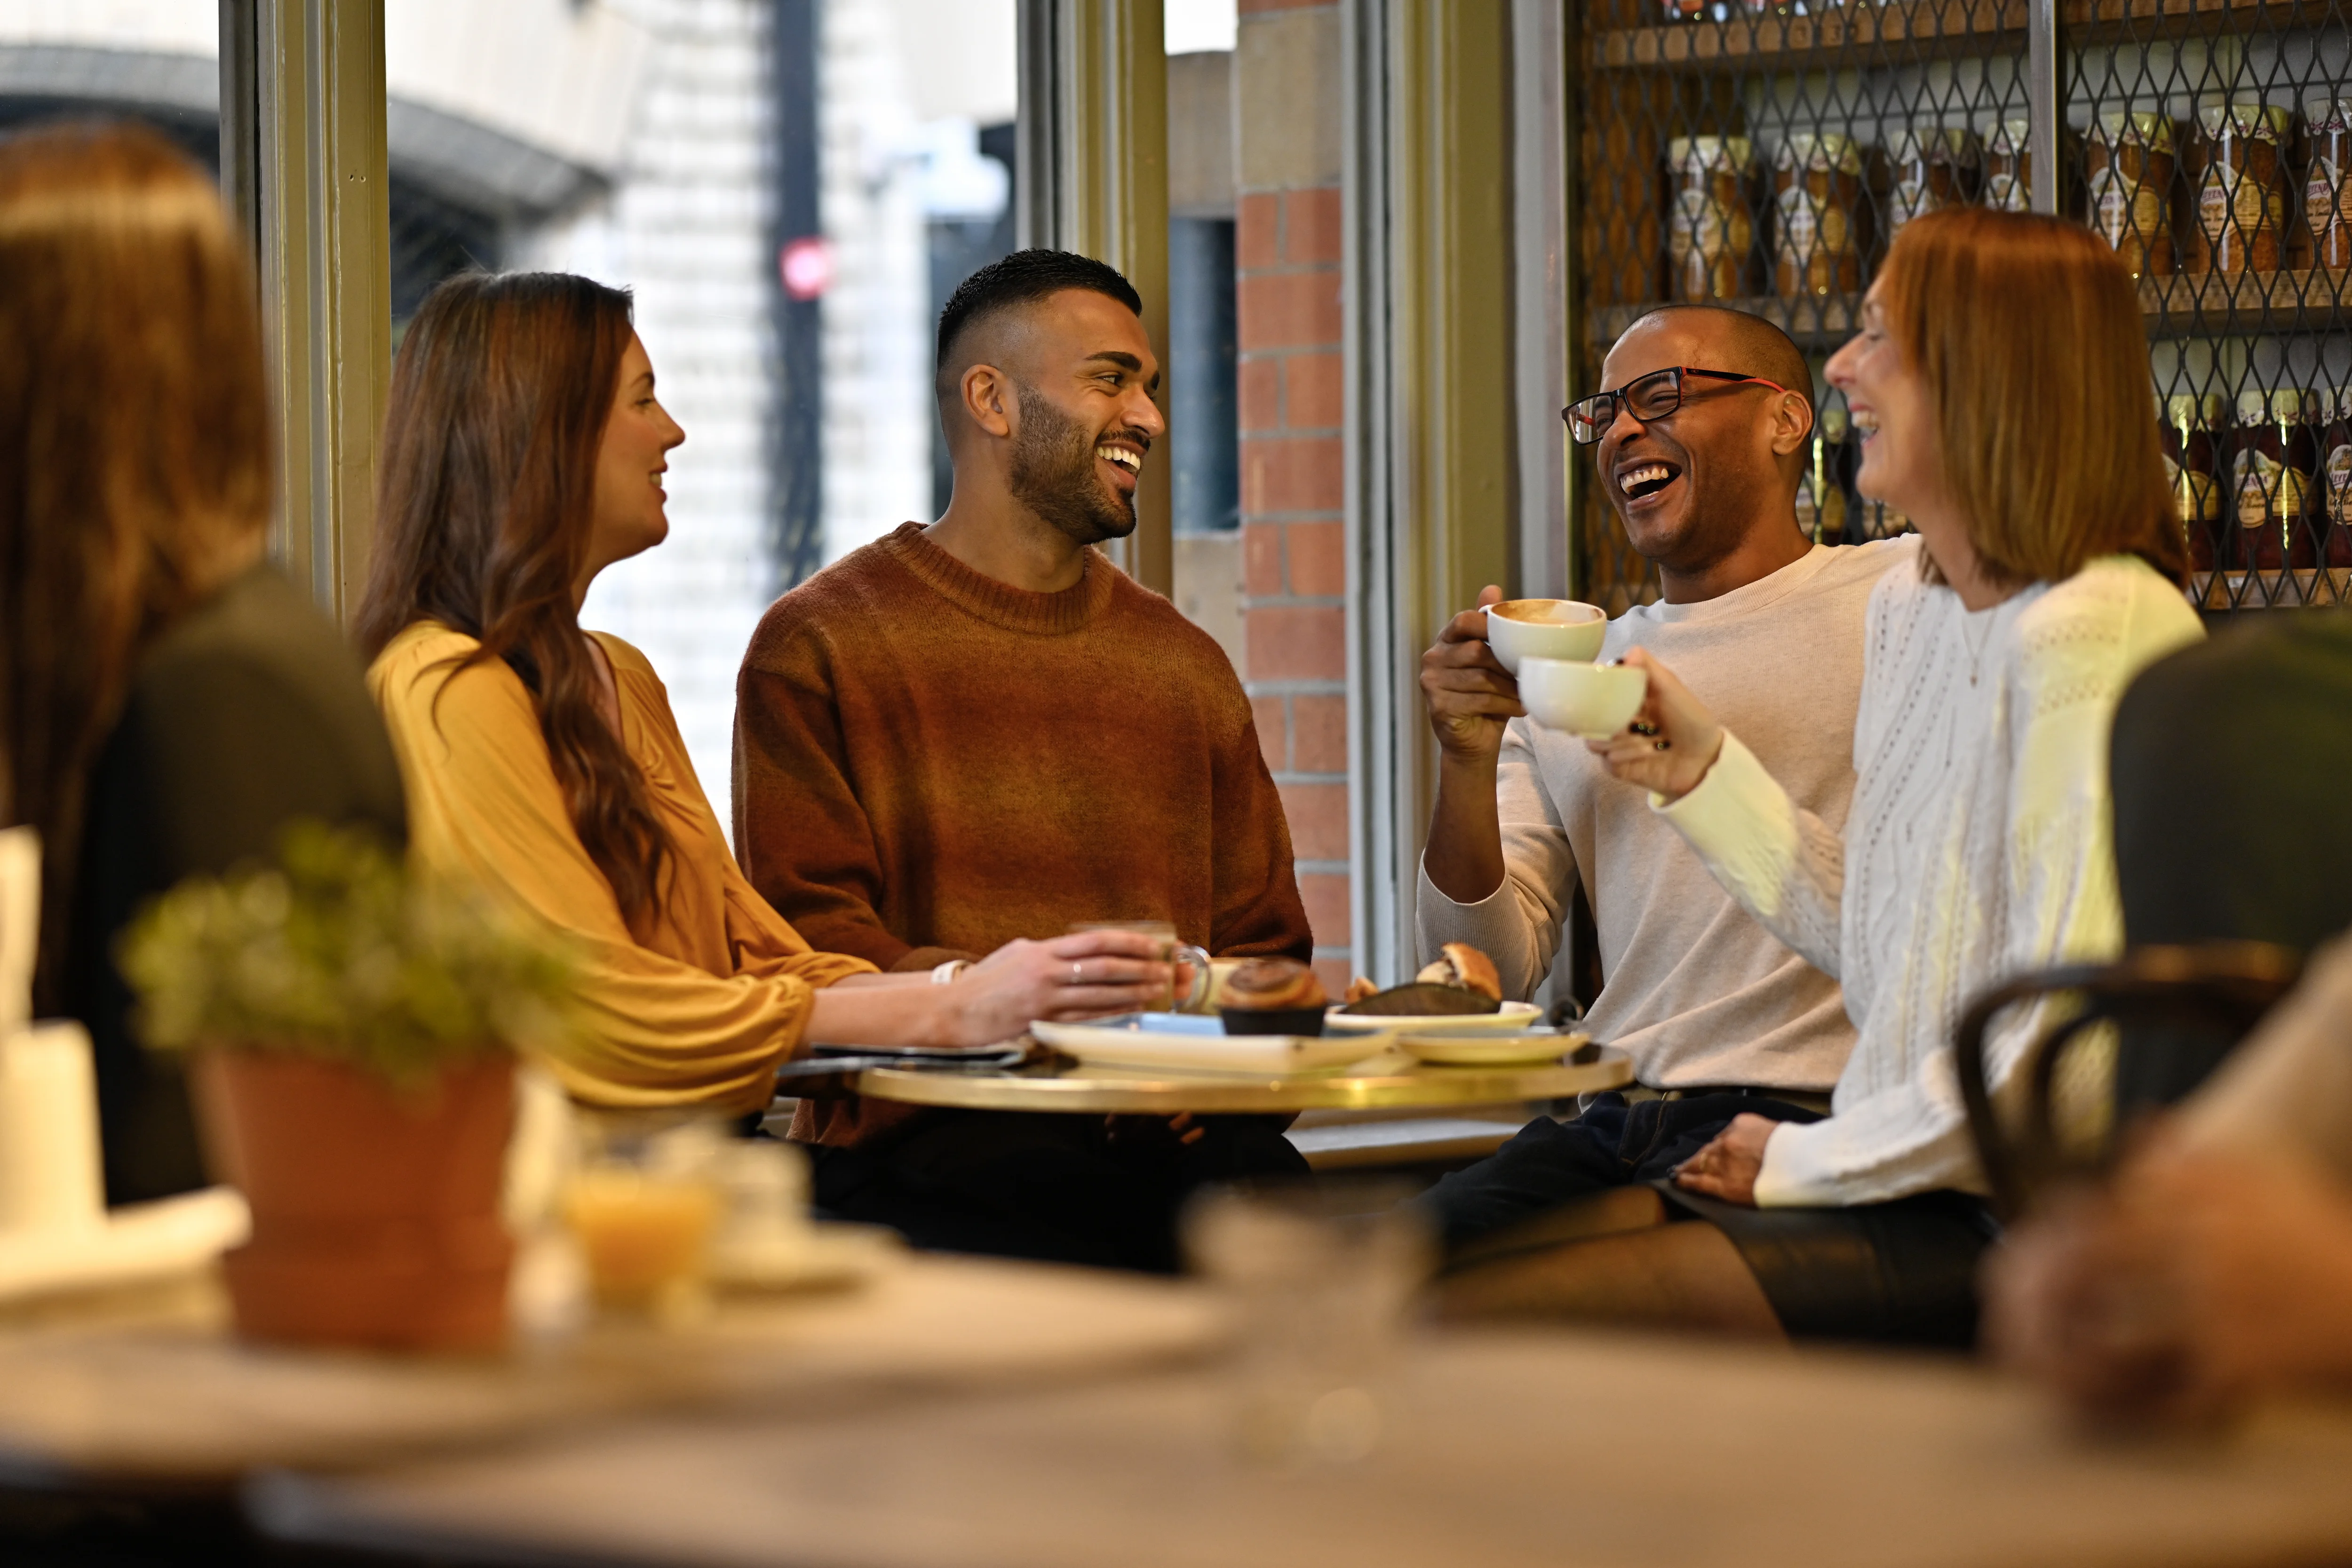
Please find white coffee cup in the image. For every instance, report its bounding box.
[1483,599,1606,674]
[1519,657,1649,739]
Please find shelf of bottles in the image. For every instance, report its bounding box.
[1573,0,2352,614]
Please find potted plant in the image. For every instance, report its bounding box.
[119,824,575,1352]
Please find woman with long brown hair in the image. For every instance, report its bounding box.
[1434,208,2205,1342]
[0,122,406,1203]
[357,271,1172,1124]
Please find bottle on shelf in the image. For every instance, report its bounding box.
[2308,97,2352,272]
[2322,388,2352,570]
[2295,389,2327,571]
[2162,392,2222,573]
[1666,136,1758,302]
[1772,133,1867,298]
[1886,125,1982,241]
[1983,119,2032,212]
[2183,99,2291,278]
[2086,110,2175,282]
[1799,406,1851,544]
[2231,388,2310,573]
[1793,439,1817,541]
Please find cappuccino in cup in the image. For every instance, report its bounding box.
[1484,599,1606,673]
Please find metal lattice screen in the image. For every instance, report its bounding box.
[1574,0,2352,616]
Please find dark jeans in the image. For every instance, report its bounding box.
[1418,1091,1825,1251]
[1420,1092,1999,1347]
[808,1109,1309,1274]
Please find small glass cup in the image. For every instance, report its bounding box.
[706,1138,815,1283]
[563,1115,723,1323]
[1066,920,1213,1012]
[1184,1178,1434,1467]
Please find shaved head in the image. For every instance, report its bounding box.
[1624,305,1813,425]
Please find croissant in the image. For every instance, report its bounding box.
[1219,957,1328,1011]
[1415,943,1502,1002]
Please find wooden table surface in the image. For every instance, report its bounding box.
[858,1044,1633,1114]
[0,1251,1216,1483]
[251,1328,2352,1568]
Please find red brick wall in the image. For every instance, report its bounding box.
[1237,183,1351,996]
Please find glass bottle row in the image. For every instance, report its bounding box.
[1667,122,2031,304]
[2167,386,2352,573]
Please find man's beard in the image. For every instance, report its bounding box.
[1007,383,1137,547]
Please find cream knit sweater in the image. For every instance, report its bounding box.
[1660,554,2204,1207]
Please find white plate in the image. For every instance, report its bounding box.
[1031,1018,1372,1076]
[711,1222,902,1292]
[0,1186,249,1306]
[1324,1001,1545,1035]
[1396,1029,1591,1067]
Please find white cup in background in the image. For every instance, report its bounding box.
[1518,658,1649,740]
[1482,599,1606,675]
[0,1021,106,1236]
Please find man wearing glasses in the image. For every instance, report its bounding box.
[1412,305,1915,1293]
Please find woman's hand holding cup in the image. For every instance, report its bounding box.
[950,931,1173,1042]
[1585,647,1724,802]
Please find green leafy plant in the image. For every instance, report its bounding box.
[119,822,578,1086]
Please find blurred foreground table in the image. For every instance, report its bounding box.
[253,1328,2352,1568]
[857,1043,1632,1115]
[0,1252,1214,1485]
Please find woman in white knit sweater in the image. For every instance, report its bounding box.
[1438,210,2201,1344]
[1617,209,2202,1219]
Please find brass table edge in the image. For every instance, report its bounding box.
[855,1047,1633,1114]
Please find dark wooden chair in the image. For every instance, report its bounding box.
[1951,941,2304,1222]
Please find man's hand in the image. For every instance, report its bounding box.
[1585,647,1725,802]
[1672,1113,1779,1206]
[1420,585,1523,764]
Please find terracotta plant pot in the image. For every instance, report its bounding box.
[194,1051,515,1352]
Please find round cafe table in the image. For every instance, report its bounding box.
[853,1041,1632,1116]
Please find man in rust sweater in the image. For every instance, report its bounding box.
[735,249,1312,1269]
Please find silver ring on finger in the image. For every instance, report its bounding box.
[1071,962,1083,986]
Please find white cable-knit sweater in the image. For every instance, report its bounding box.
[1658,554,2205,1207]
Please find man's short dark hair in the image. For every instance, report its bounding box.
[935,249,1143,391]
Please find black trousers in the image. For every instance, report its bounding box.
[1418,1092,1999,1347]
[808,1109,1309,1274]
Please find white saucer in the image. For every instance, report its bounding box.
[1395,1028,1589,1067]
[1324,1001,1544,1035]
[0,1186,250,1307]
[1031,1019,1370,1076]
[711,1222,902,1292]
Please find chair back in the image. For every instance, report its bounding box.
[1952,942,2302,1221]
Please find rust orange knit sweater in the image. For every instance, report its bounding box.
[735,524,1312,1119]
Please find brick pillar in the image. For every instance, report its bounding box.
[1235,0,1349,995]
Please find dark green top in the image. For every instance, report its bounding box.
[62,564,407,1204]
[2108,610,2352,1109]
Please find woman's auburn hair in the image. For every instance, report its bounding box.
[1876,207,2186,589]
[355,271,671,935]
[0,120,271,1008]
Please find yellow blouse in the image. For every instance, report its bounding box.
[368,623,875,1113]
